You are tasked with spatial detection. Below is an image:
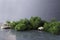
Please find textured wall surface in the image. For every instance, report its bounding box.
[0,0,60,22]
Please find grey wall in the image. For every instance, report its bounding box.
[0,0,60,23]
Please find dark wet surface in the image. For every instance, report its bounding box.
[0,29,60,40]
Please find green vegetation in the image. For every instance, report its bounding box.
[15,18,32,30]
[44,21,60,35]
[15,24,27,31]
[6,16,44,31]
[10,21,18,29]
[6,17,60,35]
[30,16,41,29]
[30,16,46,29]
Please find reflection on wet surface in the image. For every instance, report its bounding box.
[0,29,60,40]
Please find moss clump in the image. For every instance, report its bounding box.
[30,16,42,29]
[44,21,60,35]
[6,17,60,35]
[6,16,44,31]
[15,24,27,31]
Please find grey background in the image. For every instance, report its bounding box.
[0,0,60,23]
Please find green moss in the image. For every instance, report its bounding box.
[30,16,42,29]
[6,17,60,35]
[44,21,60,34]
[15,24,27,31]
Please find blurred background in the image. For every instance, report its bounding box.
[0,0,60,23]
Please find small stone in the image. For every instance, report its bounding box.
[38,27,44,31]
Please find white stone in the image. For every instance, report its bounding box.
[38,27,44,30]
[0,23,10,29]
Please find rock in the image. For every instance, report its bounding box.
[3,27,10,29]
[38,27,44,31]
[1,26,10,29]
[0,23,11,29]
